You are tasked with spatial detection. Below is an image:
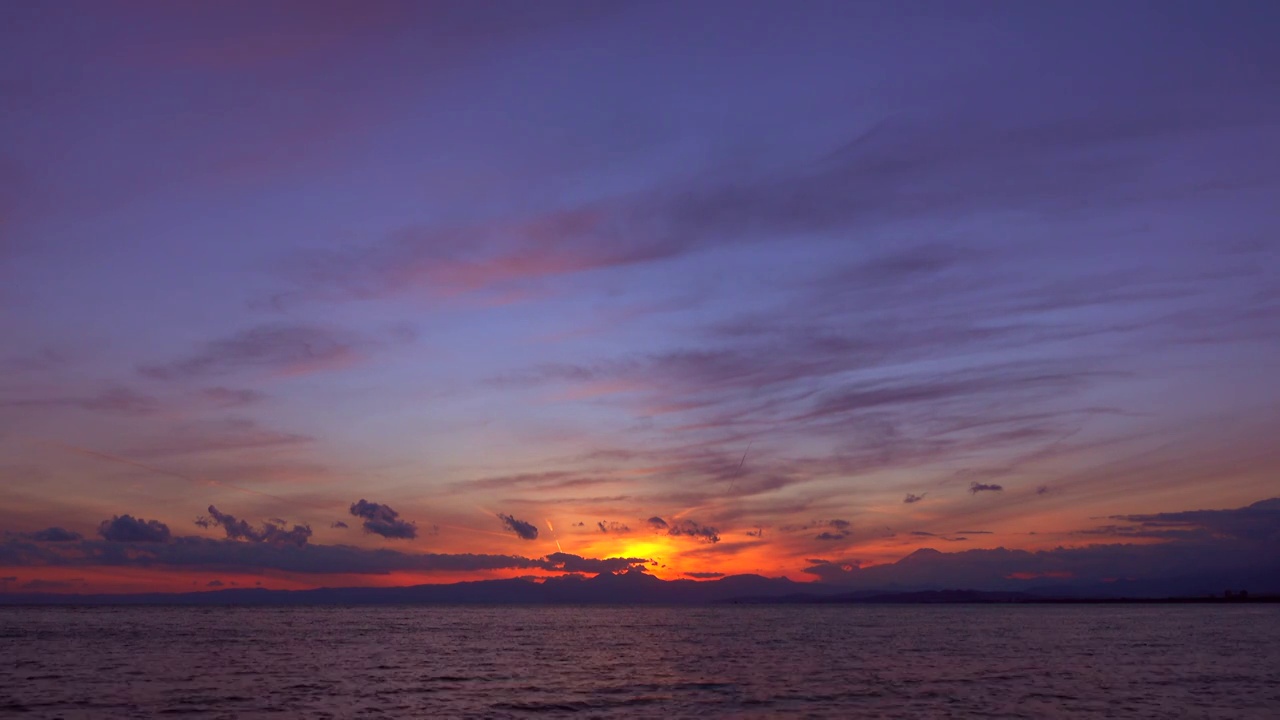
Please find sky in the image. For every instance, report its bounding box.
[2,0,1278,595]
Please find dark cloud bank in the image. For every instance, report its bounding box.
[2,499,1277,601]
[1,511,648,578]
[805,499,1280,596]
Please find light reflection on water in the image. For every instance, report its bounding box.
[2,604,1278,718]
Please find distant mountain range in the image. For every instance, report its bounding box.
[3,567,1276,606]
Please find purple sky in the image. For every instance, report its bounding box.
[2,1,1278,593]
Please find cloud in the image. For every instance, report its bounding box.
[684,571,726,579]
[903,493,926,504]
[202,387,266,407]
[640,515,717,543]
[349,500,418,540]
[197,506,312,547]
[21,578,85,591]
[498,513,539,540]
[98,515,171,543]
[499,354,1114,504]
[140,323,361,380]
[814,519,852,541]
[1104,498,1280,544]
[448,470,613,495]
[207,580,224,587]
[124,418,312,458]
[0,531,647,578]
[802,498,1280,591]
[540,552,646,574]
[282,200,698,304]
[969,482,1004,494]
[664,519,720,544]
[331,521,349,529]
[281,74,1277,308]
[645,512,716,540]
[956,530,994,535]
[0,386,161,416]
[18,527,83,542]
[596,521,631,534]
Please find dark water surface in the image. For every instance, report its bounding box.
[1,605,1277,718]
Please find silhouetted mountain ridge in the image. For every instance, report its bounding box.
[3,564,1276,605]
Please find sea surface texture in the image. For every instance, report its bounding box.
[1,604,1277,718]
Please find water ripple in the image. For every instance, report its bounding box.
[1,605,1277,718]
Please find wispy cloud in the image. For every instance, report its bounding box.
[1,386,161,416]
[140,324,362,380]
[124,418,311,458]
[11,527,83,543]
[201,387,267,408]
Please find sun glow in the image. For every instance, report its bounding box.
[619,540,666,561]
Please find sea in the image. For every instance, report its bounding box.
[1,604,1277,718]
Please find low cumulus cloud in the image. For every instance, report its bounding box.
[331,520,349,529]
[666,519,721,544]
[196,506,312,547]
[816,519,851,541]
[597,521,631,534]
[684,571,726,579]
[969,482,1004,494]
[349,499,418,539]
[498,513,539,540]
[643,515,718,543]
[903,493,926,504]
[98,515,171,543]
